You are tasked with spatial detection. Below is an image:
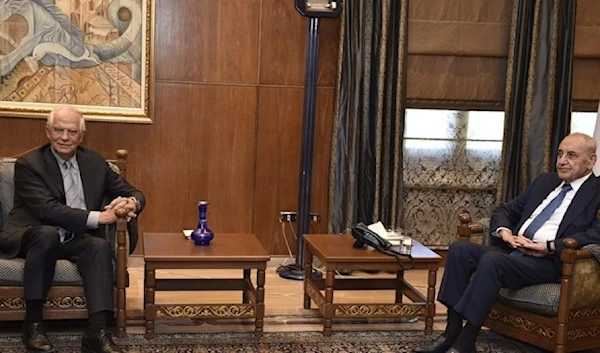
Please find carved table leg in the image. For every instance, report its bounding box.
[395,270,405,303]
[243,269,250,304]
[144,265,156,339]
[303,247,313,309]
[425,266,438,335]
[323,269,335,336]
[255,265,266,337]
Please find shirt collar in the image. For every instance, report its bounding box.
[50,147,78,169]
[560,172,592,193]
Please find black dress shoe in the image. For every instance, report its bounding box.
[23,322,55,353]
[413,334,455,353]
[81,329,123,353]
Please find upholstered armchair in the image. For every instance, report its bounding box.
[457,211,600,353]
[0,149,131,338]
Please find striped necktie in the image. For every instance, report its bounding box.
[59,161,85,243]
[64,161,81,208]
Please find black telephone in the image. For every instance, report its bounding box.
[351,223,393,250]
[351,223,414,270]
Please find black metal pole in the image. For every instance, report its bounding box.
[278,0,342,280]
[278,17,322,281]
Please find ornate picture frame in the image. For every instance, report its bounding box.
[0,0,155,123]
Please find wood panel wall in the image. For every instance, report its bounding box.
[0,0,340,256]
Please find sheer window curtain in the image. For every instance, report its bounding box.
[402,110,500,247]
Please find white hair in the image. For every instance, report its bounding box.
[47,105,86,133]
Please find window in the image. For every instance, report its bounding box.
[403,109,504,151]
[403,109,599,248]
[402,109,504,248]
[466,111,504,151]
[405,110,600,142]
[404,109,458,150]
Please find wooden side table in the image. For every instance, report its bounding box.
[303,234,442,336]
[142,233,270,338]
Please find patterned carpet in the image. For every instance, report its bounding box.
[0,330,547,353]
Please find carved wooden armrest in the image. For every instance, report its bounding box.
[560,238,593,263]
[457,212,486,243]
[470,223,484,233]
[114,208,129,337]
[115,208,129,283]
[560,238,600,309]
[458,212,474,240]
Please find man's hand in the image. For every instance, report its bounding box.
[104,196,137,221]
[98,207,118,225]
[105,196,134,211]
[517,241,549,257]
[499,229,534,250]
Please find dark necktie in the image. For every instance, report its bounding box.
[523,183,572,239]
[511,183,572,256]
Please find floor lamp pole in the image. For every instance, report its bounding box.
[278,1,342,281]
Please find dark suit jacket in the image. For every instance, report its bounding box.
[490,172,600,266]
[0,144,145,259]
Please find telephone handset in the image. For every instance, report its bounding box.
[351,223,393,250]
[351,222,415,270]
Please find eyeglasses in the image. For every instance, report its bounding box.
[49,126,80,137]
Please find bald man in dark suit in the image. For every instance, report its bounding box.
[414,133,600,353]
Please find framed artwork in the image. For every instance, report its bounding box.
[0,0,155,123]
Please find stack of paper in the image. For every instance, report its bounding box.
[367,221,404,246]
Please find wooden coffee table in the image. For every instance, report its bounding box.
[302,234,442,336]
[142,233,270,338]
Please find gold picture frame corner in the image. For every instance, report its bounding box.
[0,0,156,125]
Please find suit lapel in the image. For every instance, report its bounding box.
[557,175,597,238]
[77,148,95,210]
[520,176,562,226]
[42,147,65,199]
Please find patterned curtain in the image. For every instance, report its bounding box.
[497,0,576,202]
[328,0,409,233]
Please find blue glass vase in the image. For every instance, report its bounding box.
[190,201,214,246]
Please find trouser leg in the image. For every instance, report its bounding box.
[19,226,61,302]
[437,241,504,311]
[59,235,114,315]
[452,248,560,327]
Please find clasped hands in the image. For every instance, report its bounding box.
[99,196,137,224]
[498,230,549,257]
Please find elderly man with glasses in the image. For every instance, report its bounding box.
[0,105,145,353]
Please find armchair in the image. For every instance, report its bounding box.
[457,211,600,353]
[0,149,131,338]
